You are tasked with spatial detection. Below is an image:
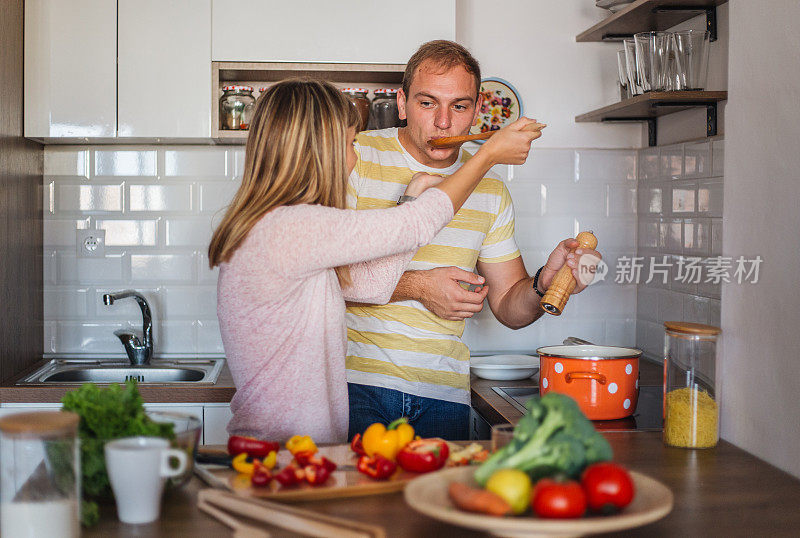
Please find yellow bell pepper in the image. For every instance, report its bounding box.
[362,417,415,461]
[231,451,277,474]
[286,435,317,456]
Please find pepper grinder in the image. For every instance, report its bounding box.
[540,231,598,316]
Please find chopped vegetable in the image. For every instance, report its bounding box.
[447,442,489,466]
[231,451,277,475]
[350,432,367,457]
[274,466,304,487]
[227,435,280,458]
[286,435,317,456]
[362,417,415,461]
[356,454,397,480]
[250,462,273,488]
[474,392,612,486]
[531,478,587,519]
[396,439,449,473]
[294,451,337,473]
[60,380,174,526]
[303,463,332,485]
[448,482,512,517]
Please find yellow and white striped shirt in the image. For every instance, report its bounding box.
[345,128,520,404]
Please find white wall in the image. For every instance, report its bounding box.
[457,0,640,148]
[720,1,800,479]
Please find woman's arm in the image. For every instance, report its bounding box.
[341,250,415,304]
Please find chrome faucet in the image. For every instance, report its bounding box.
[103,290,153,366]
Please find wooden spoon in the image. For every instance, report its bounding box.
[199,499,271,538]
[428,122,546,149]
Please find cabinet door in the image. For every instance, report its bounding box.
[118,0,211,138]
[202,404,232,446]
[212,0,455,64]
[24,0,116,138]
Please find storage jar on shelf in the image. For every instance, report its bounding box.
[219,85,256,130]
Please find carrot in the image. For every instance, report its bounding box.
[448,482,513,517]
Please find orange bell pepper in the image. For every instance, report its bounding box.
[286,435,317,456]
[362,417,415,461]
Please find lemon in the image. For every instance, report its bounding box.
[485,469,531,515]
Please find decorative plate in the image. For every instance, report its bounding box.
[471,77,523,141]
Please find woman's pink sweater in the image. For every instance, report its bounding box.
[217,188,453,443]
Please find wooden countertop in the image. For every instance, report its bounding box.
[470,357,665,425]
[84,434,800,537]
[0,358,236,404]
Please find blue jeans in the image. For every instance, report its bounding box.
[348,383,470,441]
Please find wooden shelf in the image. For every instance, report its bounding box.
[577,0,728,42]
[211,62,406,143]
[576,91,726,122]
[575,91,726,146]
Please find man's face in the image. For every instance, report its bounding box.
[397,61,482,168]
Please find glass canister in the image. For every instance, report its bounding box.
[341,88,370,132]
[0,411,81,537]
[219,85,256,130]
[370,88,401,129]
[663,321,722,448]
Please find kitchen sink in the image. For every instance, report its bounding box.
[17,358,225,385]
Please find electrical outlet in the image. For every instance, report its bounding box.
[76,229,106,258]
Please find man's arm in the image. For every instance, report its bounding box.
[387,268,489,321]
[477,239,603,329]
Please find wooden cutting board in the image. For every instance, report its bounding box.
[198,444,420,502]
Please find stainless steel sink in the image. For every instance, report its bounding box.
[17,358,225,385]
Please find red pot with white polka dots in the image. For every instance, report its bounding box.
[536,345,642,420]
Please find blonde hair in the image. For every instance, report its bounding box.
[208,79,359,286]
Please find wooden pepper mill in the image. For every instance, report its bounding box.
[540,231,598,316]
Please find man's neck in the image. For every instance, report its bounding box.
[397,127,459,169]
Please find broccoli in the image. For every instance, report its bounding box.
[474,392,613,486]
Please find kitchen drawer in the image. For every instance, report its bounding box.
[469,406,492,441]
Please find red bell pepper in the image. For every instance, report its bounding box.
[350,433,367,457]
[227,435,281,458]
[303,463,332,485]
[294,451,337,473]
[250,462,273,488]
[356,454,397,480]
[274,465,305,487]
[396,438,450,474]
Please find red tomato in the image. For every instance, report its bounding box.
[531,479,587,519]
[581,463,635,513]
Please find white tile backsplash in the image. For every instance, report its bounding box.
[95,150,157,177]
[46,145,638,356]
[635,138,724,358]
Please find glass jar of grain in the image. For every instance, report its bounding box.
[663,321,721,448]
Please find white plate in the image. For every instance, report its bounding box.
[405,466,673,538]
[471,355,539,381]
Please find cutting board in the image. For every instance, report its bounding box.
[198,444,419,502]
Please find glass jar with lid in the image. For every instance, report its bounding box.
[0,411,81,537]
[219,85,256,130]
[341,88,370,132]
[663,321,721,448]
[370,88,401,129]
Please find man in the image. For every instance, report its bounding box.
[346,40,600,440]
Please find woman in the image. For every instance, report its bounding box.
[209,79,540,443]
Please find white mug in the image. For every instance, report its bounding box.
[104,436,188,524]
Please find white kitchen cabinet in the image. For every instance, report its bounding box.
[118,0,212,138]
[24,0,117,138]
[211,0,456,64]
[202,403,233,445]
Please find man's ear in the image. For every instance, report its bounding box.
[397,89,407,120]
[472,93,483,126]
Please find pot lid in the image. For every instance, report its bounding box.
[536,345,642,360]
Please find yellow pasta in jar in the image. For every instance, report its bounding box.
[664,387,718,448]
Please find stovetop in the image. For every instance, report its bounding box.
[492,385,663,432]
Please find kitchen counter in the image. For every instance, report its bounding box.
[0,358,236,403]
[471,357,664,426]
[84,435,800,537]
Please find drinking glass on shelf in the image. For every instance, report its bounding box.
[491,424,515,453]
[634,31,672,92]
[623,38,643,95]
[673,30,711,90]
[617,50,631,99]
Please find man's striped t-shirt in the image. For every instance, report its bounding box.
[345,127,521,405]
